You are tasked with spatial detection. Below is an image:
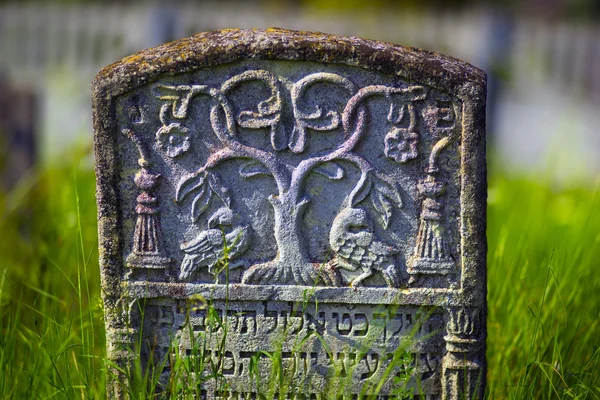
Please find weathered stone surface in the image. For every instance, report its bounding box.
[93,28,486,399]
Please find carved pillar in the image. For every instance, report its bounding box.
[105,297,139,398]
[408,136,456,276]
[123,128,174,280]
[442,307,483,399]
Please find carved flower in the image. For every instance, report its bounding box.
[384,127,418,163]
[156,123,191,158]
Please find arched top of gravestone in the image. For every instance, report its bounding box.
[92,28,485,99]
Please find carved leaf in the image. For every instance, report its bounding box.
[371,189,393,229]
[238,95,281,129]
[349,172,372,207]
[313,162,344,180]
[370,176,403,229]
[176,172,207,203]
[191,185,211,222]
[373,176,403,207]
[207,172,231,208]
[298,108,341,131]
[257,96,280,115]
[239,160,273,178]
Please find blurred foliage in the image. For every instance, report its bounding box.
[0,146,104,398]
[487,171,600,398]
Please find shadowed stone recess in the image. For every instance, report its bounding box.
[93,28,486,399]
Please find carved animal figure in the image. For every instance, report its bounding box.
[329,207,400,287]
[179,207,250,281]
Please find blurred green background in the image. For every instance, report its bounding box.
[0,0,599,398]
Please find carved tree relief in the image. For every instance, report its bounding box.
[153,71,427,286]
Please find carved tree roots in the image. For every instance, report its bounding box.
[241,194,340,286]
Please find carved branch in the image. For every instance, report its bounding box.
[175,148,236,203]
[209,94,289,194]
[290,72,357,153]
[288,85,424,206]
[342,85,425,142]
[314,84,426,166]
[168,76,424,236]
[220,69,286,151]
[288,151,373,213]
[334,154,377,210]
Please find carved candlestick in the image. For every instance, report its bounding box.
[408,136,456,276]
[123,128,173,279]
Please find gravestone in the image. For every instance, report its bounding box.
[93,28,486,399]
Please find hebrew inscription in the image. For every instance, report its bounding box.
[93,29,486,399]
[139,299,445,396]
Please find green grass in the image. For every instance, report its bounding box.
[487,174,600,398]
[0,150,104,399]
[0,149,598,399]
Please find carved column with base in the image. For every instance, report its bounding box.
[442,307,483,399]
[123,128,174,281]
[104,297,139,399]
[408,135,456,278]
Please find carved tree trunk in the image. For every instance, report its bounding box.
[270,192,312,283]
[242,190,317,285]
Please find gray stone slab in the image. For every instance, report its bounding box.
[92,28,486,399]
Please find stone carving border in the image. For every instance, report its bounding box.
[93,28,486,399]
